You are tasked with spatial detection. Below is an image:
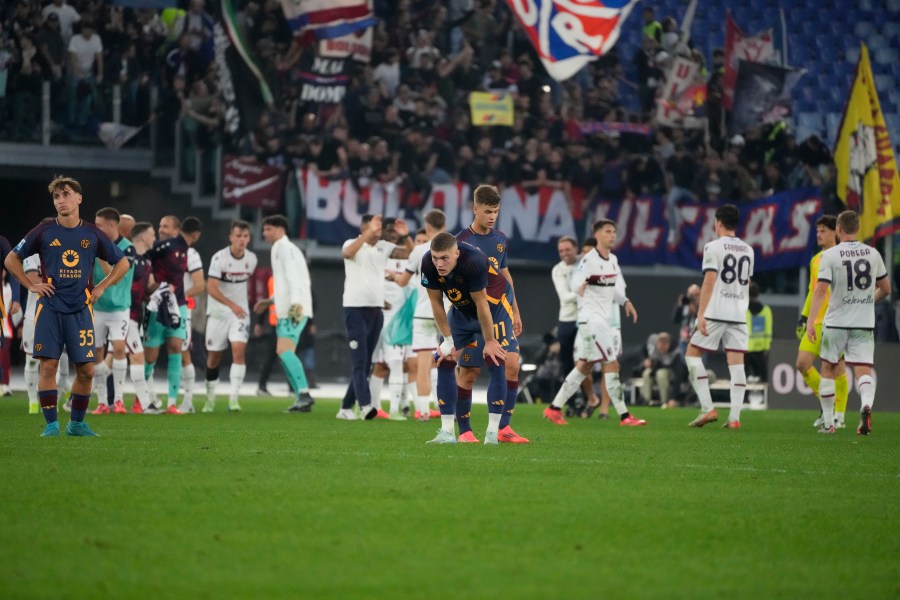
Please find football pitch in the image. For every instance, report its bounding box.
[1,393,898,599]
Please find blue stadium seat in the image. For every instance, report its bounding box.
[874,74,895,92]
[875,47,899,65]
[845,46,861,63]
[795,112,825,141]
[825,113,843,147]
[866,34,887,50]
[853,22,877,38]
[880,21,900,39]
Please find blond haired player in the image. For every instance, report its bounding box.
[795,215,849,429]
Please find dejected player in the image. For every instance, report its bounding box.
[4,175,129,437]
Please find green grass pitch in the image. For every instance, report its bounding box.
[1,393,898,599]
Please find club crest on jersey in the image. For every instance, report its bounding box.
[81,239,91,249]
[62,250,79,267]
[496,244,504,253]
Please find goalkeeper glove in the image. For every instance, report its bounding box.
[288,304,304,325]
[795,316,808,341]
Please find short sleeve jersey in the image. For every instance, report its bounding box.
[183,247,203,309]
[455,226,509,281]
[207,248,257,317]
[13,218,124,314]
[802,251,831,325]
[701,236,755,323]
[146,235,189,306]
[572,249,622,324]
[817,241,888,329]
[421,242,508,320]
[405,242,433,318]
[92,238,135,313]
[0,236,10,319]
[130,252,152,321]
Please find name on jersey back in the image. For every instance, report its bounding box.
[838,248,871,258]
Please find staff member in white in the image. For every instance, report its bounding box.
[177,216,205,413]
[543,219,645,427]
[394,209,446,421]
[336,214,412,420]
[202,220,257,413]
[253,215,315,413]
[806,210,890,435]
[685,204,755,430]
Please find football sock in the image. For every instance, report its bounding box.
[552,369,586,409]
[70,393,90,422]
[835,372,849,415]
[278,350,308,395]
[441,414,456,435]
[604,371,628,416]
[229,364,246,402]
[368,374,384,410]
[130,364,151,408]
[686,356,714,413]
[486,364,506,416]
[388,359,404,414]
[498,379,518,429]
[112,358,127,403]
[181,363,196,407]
[456,386,473,434]
[39,389,58,425]
[436,362,457,415]
[93,361,110,406]
[801,366,821,397]
[857,374,875,410]
[818,377,836,427]
[167,354,182,407]
[430,367,438,408]
[205,365,219,405]
[416,395,430,417]
[25,357,39,405]
[486,412,501,435]
[728,364,747,423]
[145,362,156,404]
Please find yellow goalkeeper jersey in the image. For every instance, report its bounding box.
[801,250,831,325]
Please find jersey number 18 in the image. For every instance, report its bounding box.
[841,259,872,291]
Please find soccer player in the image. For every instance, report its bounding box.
[806,210,890,435]
[795,216,850,429]
[422,232,511,444]
[20,254,42,413]
[123,221,156,413]
[178,217,204,413]
[0,236,21,402]
[90,207,136,415]
[454,185,528,444]
[394,211,446,421]
[143,215,195,414]
[684,204,755,429]
[4,175,129,437]
[542,219,646,427]
[336,214,411,420]
[253,215,315,413]
[203,220,257,413]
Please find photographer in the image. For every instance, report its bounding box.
[673,284,700,355]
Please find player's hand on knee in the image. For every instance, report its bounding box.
[483,339,506,366]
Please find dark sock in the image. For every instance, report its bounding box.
[436,362,457,416]
[456,386,473,434]
[70,393,91,422]
[106,373,114,406]
[620,412,631,422]
[499,379,518,429]
[39,389,58,425]
[486,364,506,415]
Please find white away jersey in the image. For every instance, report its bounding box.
[271,236,313,319]
[23,254,41,318]
[817,241,887,329]
[383,257,408,324]
[701,236,755,323]
[183,247,203,291]
[206,248,257,317]
[405,242,432,318]
[572,249,628,323]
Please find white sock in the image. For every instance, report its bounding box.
[206,378,218,405]
[130,364,152,409]
[486,412,502,434]
[819,377,836,427]
[857,374,875,411]
[604,371,627,416]
[728,364,747,422]
[388,360,403,414]
[430,368,438,408]
[400,382,410,411]
[25,357,39,405]
[416,394,430,416]
[93,361,110,405]
[686,356,714,412]
[551,369,586,409]
[112,358,127,403]
[181,363,196,407]
[369,374,384,409]
[146,364,157,405]
[441,414,455,434]
[229,364,246,402]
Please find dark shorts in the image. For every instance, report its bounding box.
[32,300,96,364]
[449,293,520,368]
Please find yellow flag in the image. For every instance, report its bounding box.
[833,43,900,241]
[469,92,514,127]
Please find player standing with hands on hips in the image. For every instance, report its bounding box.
[5,175,129,437]
[805,210,890,434]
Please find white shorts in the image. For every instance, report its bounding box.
[372,335,411,365]
[575,320,619,364]
[95,309,130,345]
[412,318,439,352]
[22,316,35,354]
[690,320,748,353]
[182,309,193,352]
[612,329,622,357]
[820,327,874,367]
[125,319,143,355]
[205,313,250,351]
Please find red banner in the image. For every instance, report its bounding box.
[222,156,286,210]
[723,14,776,109]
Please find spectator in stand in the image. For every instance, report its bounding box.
[641,6,662,43]
[371,137,399,184]
[694,150,734,202]
[36,12,65,120]
[106,41,141,125]
[42,0,79,45]
[10,33,42,141]
[762,161,788,195]
[599,141,629,201]
[664,143,697,244]
[351,86,384,140]
[173,0,214,67]
[634,35,661,118]
[180,78,223,183]
[627,154,665,197]
[372,48,400,98]
[639,332,683,408]
[66,20,102,132]
[723,149,759,201]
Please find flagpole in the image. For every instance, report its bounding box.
[780,8,788,66]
